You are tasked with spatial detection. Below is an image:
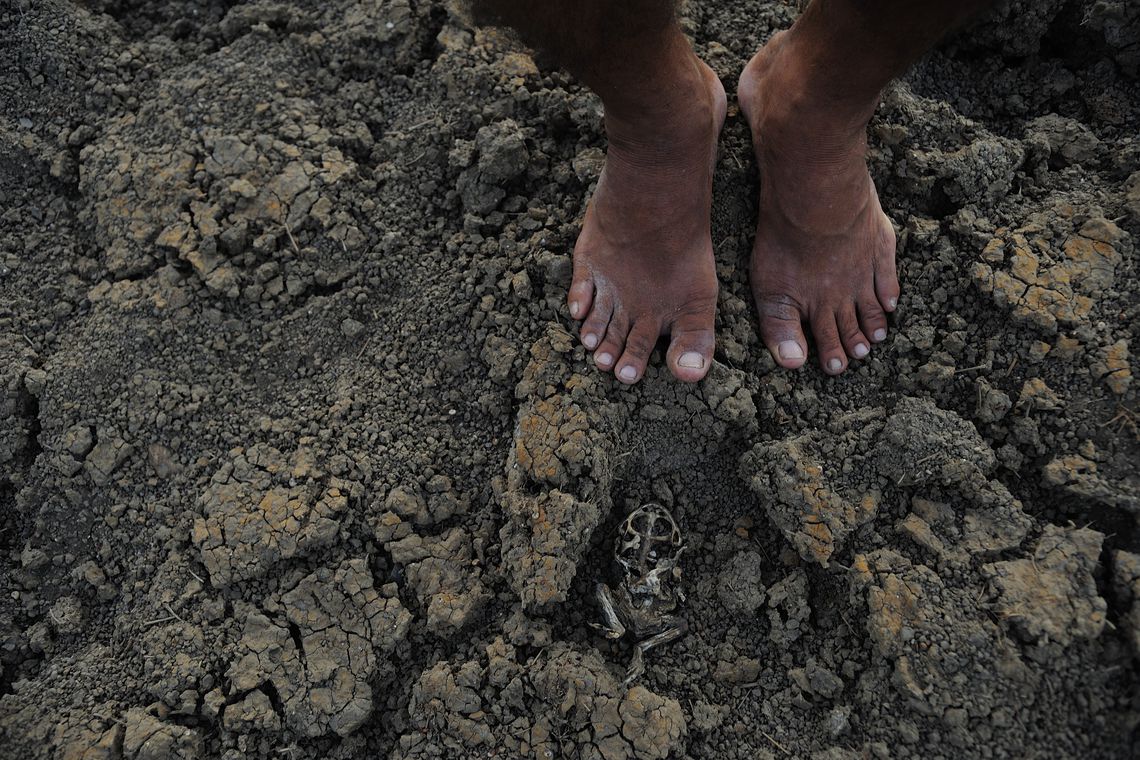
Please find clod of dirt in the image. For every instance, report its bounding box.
[84,45,368,297]
[877,81,1025,209]
[84,435,132,485]
[47,595,85,636]
[897,490,1032,567]
[572,146,605,184]
[1016,377,1063,412]
[714,655,761,685]
[1042,454,1140,515]
[510,328,620,492]
[972,204,1130,335]
[1026,114,1103,168]
[498,326,625,609]
[455,119,529,215]
[1084,0,1140,76]
[73,558,116,602]
[383,481,461,527]
[79,133,198,280]
[935,136,1026,207]
[826,707,852,738]
[496,610,549,653]
[223,689,282,734]
[61,423,94,458]
[50,719,122,760]
[480,334,520,386]
[740,410,886,566]
[398,642,685,760]
[399,528,490,634]
[122,707,203,759]
[501,487,602,610]
[851,549,1037,720]
[957,0,1068,57]
[218,3,299,42]
[874,396,995,485]
[974,379,1013,423]
[790,660,845,700]
[716,550,768,615]
[1127,171,1140,219]
[1092,339,1132,396]
[703,364,760,426]
[983,525,1108,646]
[136,621,209,709]
[191,444,356,584]
[689,700,727,733]
[766,568,811,648]
[226,558,411,737]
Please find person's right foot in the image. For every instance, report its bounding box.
[738,31,900,375]
[567,46,726,385]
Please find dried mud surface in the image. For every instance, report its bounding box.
[1,1,1139,758]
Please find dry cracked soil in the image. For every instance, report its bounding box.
[1,1,1140,758]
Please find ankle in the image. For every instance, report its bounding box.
[607,59,710,125]
[603,65,718,167]
[749,30,879,140]
[592,28,714,125]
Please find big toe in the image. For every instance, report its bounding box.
[666,312,715,383]
[756,294,808,369]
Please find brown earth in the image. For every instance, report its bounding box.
[1,0,1139,758]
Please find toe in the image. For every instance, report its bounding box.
[567,262,594,321]
[580,291,614,351]
[837,303,870,362]
[666,311,715,383]
[873,215,901,313]
[810,311,847,375]
[616,318,662,385]
[594,310,630,372]
[858,296,889,345]
[756,294,808,369]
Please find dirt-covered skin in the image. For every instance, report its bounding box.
[569,56,725,386]
[1,1,1138,759]
[740,29,899,376]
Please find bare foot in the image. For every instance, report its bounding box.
[567,56,727,385]
[738,31,900,375]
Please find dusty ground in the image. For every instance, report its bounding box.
[1,0,1139,758]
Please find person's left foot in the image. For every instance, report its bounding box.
[738,30,900,375]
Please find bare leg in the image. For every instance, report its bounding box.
[473,1,725,384]
[624,618,687,686]
[739,0,992,374]
[591,583,627,640]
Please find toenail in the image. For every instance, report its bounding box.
[678,352,704,369]
[583,333,598,349]
[619,365,637,381]
[827,358,843,373]
[596,352,614,367]
[570,300,582,318]
[873,328,887,343]
[854,343,869,359]
[888,297,898,310]
[778,341,804,361]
